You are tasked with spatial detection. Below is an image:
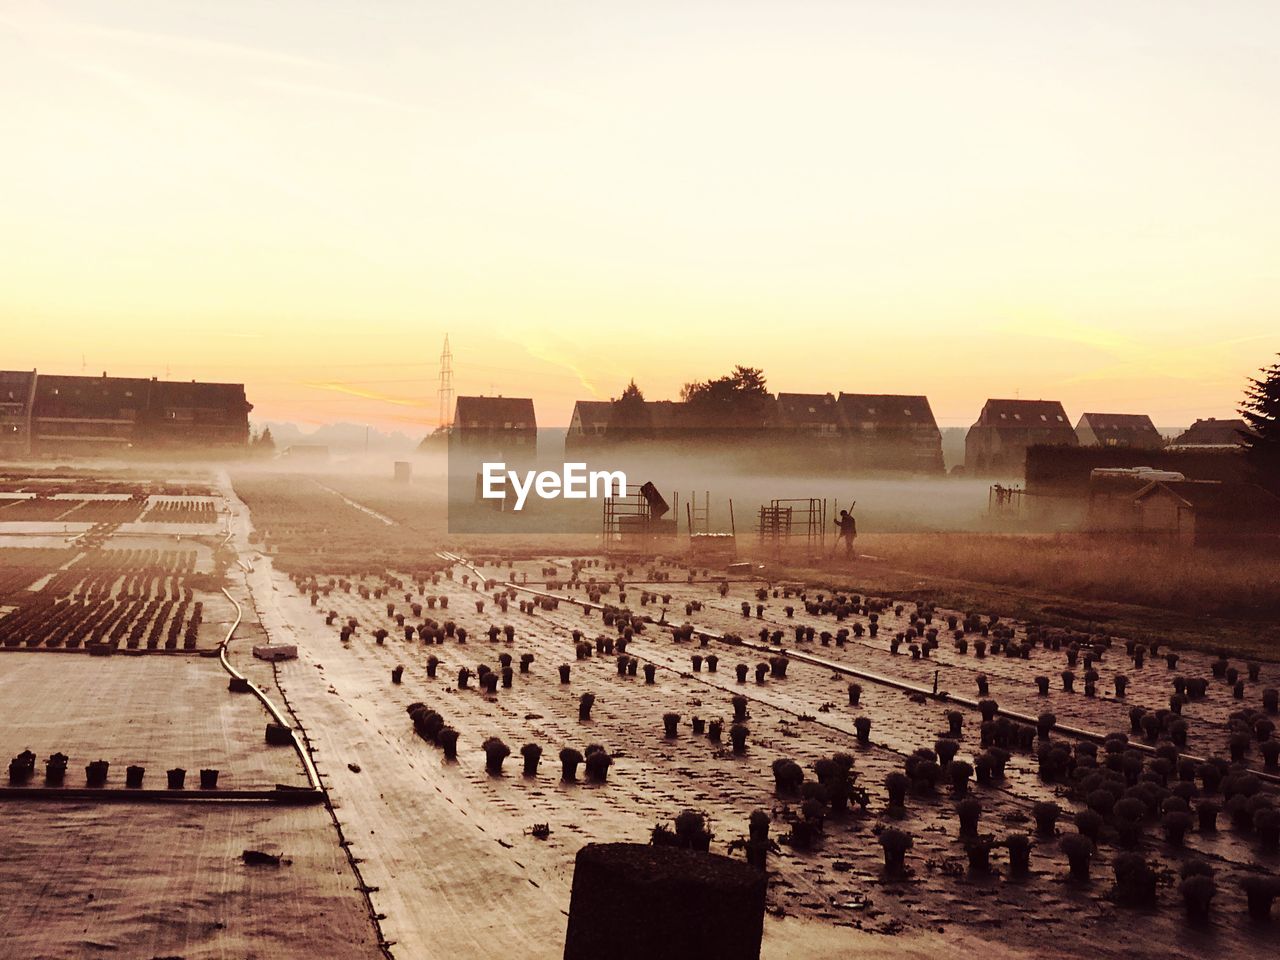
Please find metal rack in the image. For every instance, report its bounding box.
[756,498,827,558]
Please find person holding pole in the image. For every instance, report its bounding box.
[833,507,857,559]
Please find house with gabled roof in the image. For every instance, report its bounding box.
[1075,412,1163,450]
[965,399,1077,476]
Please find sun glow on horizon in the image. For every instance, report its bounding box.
[2,1,1277,431]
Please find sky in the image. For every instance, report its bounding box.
[2,0,1277,431]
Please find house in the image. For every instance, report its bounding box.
[565,401,615,450]
[0,370,253,456]
[1075,412,1163,450]
[561,389,944,472]
[452,396,537,458]
[965,399,1077,476]
[0,369,37,457]
[1133,479,1280,547]
[30,373,153,453]
[146,379,253,447]
[1169,418,1254,449]
[836,393,944,473]
[771,393,840,437]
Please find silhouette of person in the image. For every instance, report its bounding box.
[834,509,857,559]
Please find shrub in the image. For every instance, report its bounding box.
[886,772,909,810]
[663,712,680,738]
[935,738,960,766]
[772,759,805,794]
[948,759,974,796]
[1179,874,1216,924]
[879,827,912,875]
[483,737,510,774]
[957,798,982,836]
[855,716,872,743]
[1242,875,1280,922]
[1060,833,1094,881]
[674,810,713,851]
[559,747,584,781]
[584,746,613,782]
[1074,809,1103,842]
[439,727,460,760]
[1163,810,1194,846]
[520,743,542,776]
[1032,801,1060,837]
[1005,834,1032,877]
[1112,852,1157,907]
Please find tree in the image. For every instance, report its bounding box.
[1240,355,1280,493]
[252,426,276,457]
[680,366,771,419]
[607,379,649,440]
[619,379,644,402]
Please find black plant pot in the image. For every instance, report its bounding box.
[200,768,219,789]
[85,760,109,788]
[167,768,186,790]
[125,765,145,789]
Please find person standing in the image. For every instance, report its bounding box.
[834,509,857,559]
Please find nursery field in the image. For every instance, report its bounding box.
[5,462,1280,960]
[257,550,1280,960]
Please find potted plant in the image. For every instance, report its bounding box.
[1162,810,1194,846]
[643,663,657,684]
[166,767,186,789]
[584,746,613,782]
[1060,833,1093,882]
[1179,872,1216,924]
[1005,834,1032,877]
[957,797,982,835]
[855,717,872,744]
[772,759,805,794]
[200,768,219,789]
[948,760,973,796]
[879,828,912,875]
[674,810,713,851]
[707,719,723,742]
[439,726,460,760]
[579,693,595,721]
[520,742,542,776]
[729,723,749,754]
[848,683,862,706]
[663,712,681,738]
[483,737,510,774]
[560,747,584,781]
[1242,875,1279,922]
[1032,801,1060,837]
[558,663,571,683]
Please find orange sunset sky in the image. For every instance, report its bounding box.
[2,1,1277,433]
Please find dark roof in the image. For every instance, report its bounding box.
[837,393,939,430]
[1172,418,1253,447]
[1076,412,1161,441]
[0,370,36,404]
[571,400,613,429]
[1134,479,1280,518]
[454,396,536,426]
[775,393,838,425]
[974,399,1072,428]
[152,379,252,412]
